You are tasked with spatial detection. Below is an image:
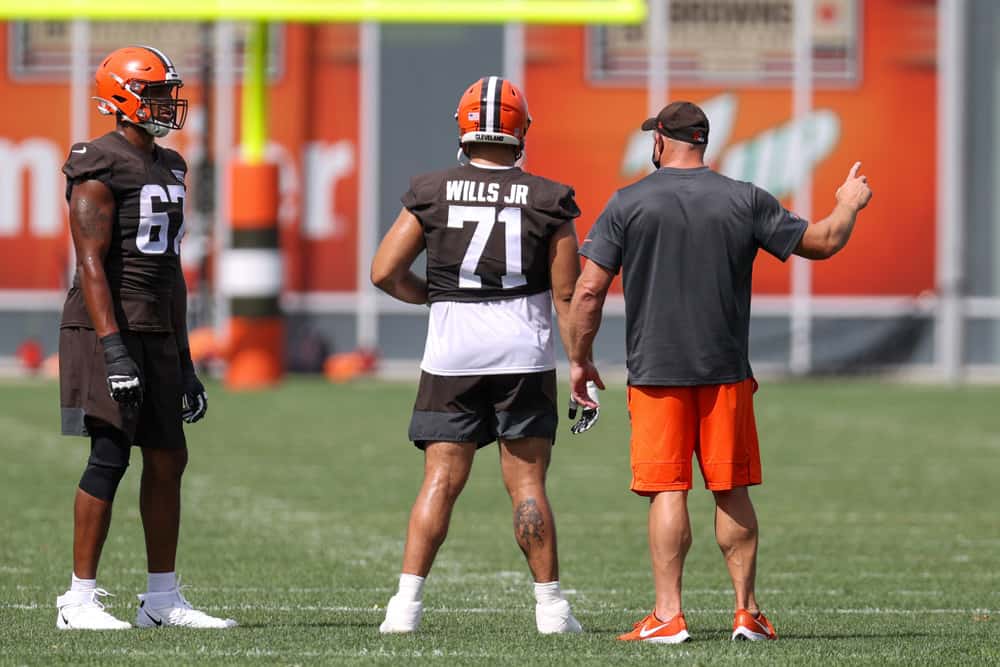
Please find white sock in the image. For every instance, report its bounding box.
[70,573,96,593]
[534,580,564,605]
[396,574,425,602]
[147,571,177,594]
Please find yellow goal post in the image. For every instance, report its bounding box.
[0,0,644,23]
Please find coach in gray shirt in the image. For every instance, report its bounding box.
[567,101,872,643]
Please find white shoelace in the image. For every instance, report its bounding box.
[83,588,115,610]
[173,576,193,609]
[157,581,223,625]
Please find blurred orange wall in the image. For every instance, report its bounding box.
[525,0,936,296]
[0,23,360,293]
[0,5,935,298]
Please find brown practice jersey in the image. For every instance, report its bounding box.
[60,131,187,332]
[402,164,580,303]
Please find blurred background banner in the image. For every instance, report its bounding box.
[529,1,934,298]
[0,0,998,381]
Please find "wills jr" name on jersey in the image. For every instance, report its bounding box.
[445,180,529,205]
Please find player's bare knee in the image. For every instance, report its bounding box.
[437,482,465,507]
[78,429,131,502]
[422,472,465,508]
[500,459,549,497]
[713,487,752,508]
[507,480,548,507]
[141,447,188,482]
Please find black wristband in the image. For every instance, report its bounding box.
[100,332,129,365]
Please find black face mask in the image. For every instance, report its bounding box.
[651,143,661,170]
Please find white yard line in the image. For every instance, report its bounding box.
[11,583,968,597]
[26,646,506,660]
[6,602,994,616]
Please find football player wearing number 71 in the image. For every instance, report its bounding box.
[55,46,233,630]
[371,77,594,634]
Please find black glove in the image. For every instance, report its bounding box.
[101,333,142,408]
[568,381,600,435]
[179,348,207,424]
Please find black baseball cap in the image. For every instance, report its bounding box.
[641,101,709,145]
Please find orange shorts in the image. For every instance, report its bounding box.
[627,379,761,495]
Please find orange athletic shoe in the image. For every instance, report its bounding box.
[617,612,691,643]
[731,609,777,641]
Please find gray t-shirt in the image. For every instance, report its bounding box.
[580,166,807,386]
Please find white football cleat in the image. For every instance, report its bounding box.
[136,586,237,629]
[536,598,583,634]
[379,594,423,634]
[56,589,132,630]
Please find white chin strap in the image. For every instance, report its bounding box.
[141,122,170,138]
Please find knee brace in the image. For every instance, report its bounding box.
[78,428,131,502]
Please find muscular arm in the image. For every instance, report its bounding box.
[69,180,118,338]
[793,203,860,260]
[567,259,615,364]
[173,262,190,354]
[172,256,208,422]
[370,208,428,305]
[564,259,615,406]
[794,161,872,260]
[548,223,581,359]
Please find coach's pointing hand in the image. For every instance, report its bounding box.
[836,161,873,212]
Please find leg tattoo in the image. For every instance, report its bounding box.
[515,498,545,548]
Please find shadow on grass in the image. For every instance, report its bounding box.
[579,630,934,642]
[236,620,379,630]
[778,632,932,640]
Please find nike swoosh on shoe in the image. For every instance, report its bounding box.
[638,622,671,638]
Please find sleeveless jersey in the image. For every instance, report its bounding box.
[60,131,187,333]
[402,163,580,375]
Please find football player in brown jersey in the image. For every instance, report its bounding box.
[55,46,234,630]
[371,77,593,635]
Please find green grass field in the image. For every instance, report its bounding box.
[1,378,998,665]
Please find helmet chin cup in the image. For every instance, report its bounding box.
[456,147,471,166]
[141,122,170,138]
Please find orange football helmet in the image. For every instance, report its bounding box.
[455,76,531,155]
[94,45,187,138]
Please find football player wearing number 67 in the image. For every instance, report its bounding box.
[55,46,233,630]
[371,77,590,635]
